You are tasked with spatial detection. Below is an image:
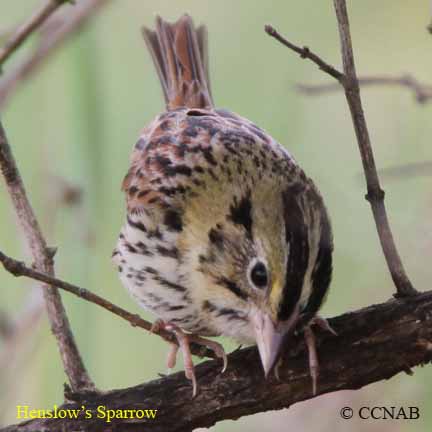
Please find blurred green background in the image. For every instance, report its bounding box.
[1,0,431,430]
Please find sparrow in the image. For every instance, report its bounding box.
[113,14,335,396]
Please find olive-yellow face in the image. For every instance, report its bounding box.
[181,177,333,375]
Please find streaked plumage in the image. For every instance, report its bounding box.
[113,15,333,394]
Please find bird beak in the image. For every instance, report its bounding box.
[251,305,300,377]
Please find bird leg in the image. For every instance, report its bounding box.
[166,343,179,371]
[274,315,337,386]
[304,315,337,395]
[304,325,319,395]
[151,320,227,397]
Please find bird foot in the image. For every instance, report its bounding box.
[187,333,228,373]
[309,315,338,336]
[152,320,227,397]
[304,315,337,395]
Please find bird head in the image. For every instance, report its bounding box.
[182,172,332,377]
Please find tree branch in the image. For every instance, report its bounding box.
[0,0,70,68]
[3,291,432,431]
[0,176,85,379]
[332,0,416,297]
[265,0,417,297]
[264,25,344,81]
[297,74,432,104]
[376,161,432,180]
[0,250,216,360]
[0,0,111,110]
[0,120,93,391]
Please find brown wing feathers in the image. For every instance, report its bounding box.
[142,15,213,110]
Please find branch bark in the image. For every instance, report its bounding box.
[0,0,70,68]
[0,120,93,391]
[2,291,432,432]
[263,25,343,81]
[266,0,417,297]
[0,0,111,110]
[332,0,416,297]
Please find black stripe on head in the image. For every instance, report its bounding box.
[227,189,253,237]
[277,184,310,321]
[299,210,333,326]
[216,277,248,301]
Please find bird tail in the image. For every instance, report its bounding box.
[142,15,213,110]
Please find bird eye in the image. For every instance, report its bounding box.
[250,261,268,289]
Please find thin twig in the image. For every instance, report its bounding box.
[0,175,84,383]
[297,74,432,104]
[0,0,111,110]
[0,0,71,68]
[0,120,94,391]
[332,0,416,296]
[0,250,216,360]
[264,25,344,81]
[265,2,417,297]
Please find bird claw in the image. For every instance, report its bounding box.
[274,360,282,382]
[304,315,337,395]
[188,334,228,373]
[154,320,227,397]
[310,315,337,336]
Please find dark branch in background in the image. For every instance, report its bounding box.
[3,291,432,432]
[0,0,70,68]
[0,176,85,385]
[297,74,432,105]
[0,291,44,366]
[0,311,13,339]
[0,121,93,391]
[0,251,216,360]
[266,0,417,298]
[376,161,432,181]
[0,0,111,110]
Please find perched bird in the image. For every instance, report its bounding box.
[113,14,334,396]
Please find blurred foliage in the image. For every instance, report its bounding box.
[0,1,431,431]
